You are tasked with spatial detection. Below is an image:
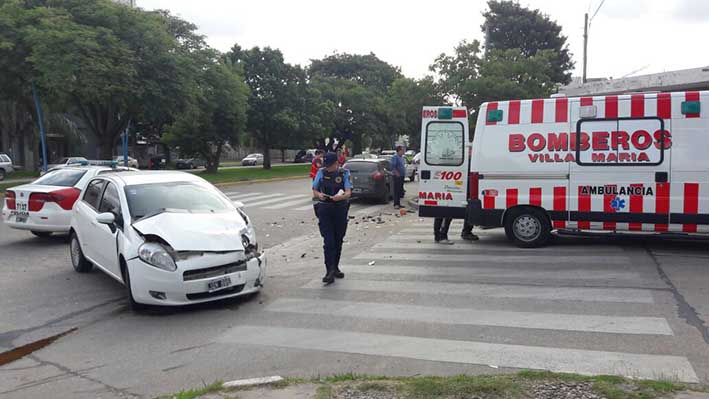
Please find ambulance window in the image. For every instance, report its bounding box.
[425,121,464,166]
[576,117,665,166]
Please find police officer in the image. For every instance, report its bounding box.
[312,152,352,284]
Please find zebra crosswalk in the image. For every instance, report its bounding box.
[216,219,701,383]
[221,190,395,215]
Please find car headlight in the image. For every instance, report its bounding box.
[240,227,258,257]
[138,242,177,272]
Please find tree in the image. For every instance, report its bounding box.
[4,0,198,159]
[309,53,402,154]
[431,40,556,118]
[482,0,573,84]
[224,46,310,169]
[386,76,446,150]
[162,59,248,173]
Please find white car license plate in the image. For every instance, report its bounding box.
[207,276,232,292]
[352,188,362,193]
[12,211,29,223]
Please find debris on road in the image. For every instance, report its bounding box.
[368,261,376,266]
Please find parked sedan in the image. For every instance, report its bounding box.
[344,159,391,203]
[45,157,88,172]
[175,158,205,169]
[0,153,13,180]
[113,156,139,168]
[2,166,134,237]
[241,153,264,166]
[69,171,266,310]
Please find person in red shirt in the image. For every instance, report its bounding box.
[337,148,346,166]
[310,150,324,179]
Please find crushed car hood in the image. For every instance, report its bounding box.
[132,212,247,251]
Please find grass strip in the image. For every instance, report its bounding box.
[196,164,309,184]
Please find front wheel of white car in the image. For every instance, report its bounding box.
[70,232,93,273]
[121,262,147,311]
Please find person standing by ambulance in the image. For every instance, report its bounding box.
[390,145,406,209]
[312,152,352,284]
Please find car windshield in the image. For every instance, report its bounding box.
[52,158,69,164]
[33,169,87,187]
[246,154,261,158]
[124,181,233,220]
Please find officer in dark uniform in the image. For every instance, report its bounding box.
[312,152,352,284]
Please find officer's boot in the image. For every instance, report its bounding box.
[322,260,336,284]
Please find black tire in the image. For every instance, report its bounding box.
[121,262,147,311]
[31,231,52,238]
[504,207,551,248]
[70,232,93,273]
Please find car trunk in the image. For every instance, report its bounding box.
[346,163,386,195]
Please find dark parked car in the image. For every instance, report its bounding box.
[175,158,205,169]
[344,159,391,203]
[294,149,316,163]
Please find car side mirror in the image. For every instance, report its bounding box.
[96,212,116,225]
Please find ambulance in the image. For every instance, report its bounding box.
[418,91,708,247]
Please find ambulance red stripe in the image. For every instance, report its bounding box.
[605,96,618,118]
[531,99,544,124]
[508,100,521,125]
[506,188,518,208]
[483,193,495,209]
[629,183,643,231]
[657,93,671,119]
[655,182,670,232]
[631,94,645,118]
[683,183,699,232]
[685,92,700,118]
[603,185,616,231]
[555,98,568,123]
[580,97,593,107]
[553,186,566,229]
[452,109,468,118]
[529,187,542,207]
[486,102,499,125]
[577,186,591,229]
[424,200,438,206]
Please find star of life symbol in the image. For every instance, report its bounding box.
[610,197,626,211]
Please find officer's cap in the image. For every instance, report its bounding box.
[323,152,338,167]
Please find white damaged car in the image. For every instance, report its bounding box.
[69,171,265,310]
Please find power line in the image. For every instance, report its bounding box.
[589,0,606,25]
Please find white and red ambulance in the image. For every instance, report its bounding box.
[418,91,708,247]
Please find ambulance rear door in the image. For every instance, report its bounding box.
[418,106,470,219]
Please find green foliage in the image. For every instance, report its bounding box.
[2,0,202,158]
[310,53,402,94]
[224,46,328,168]
[386,76,446,150]
[431,40,556,118]
[482,0,574,84]
[163,59,248,173]
[157,380,223,399]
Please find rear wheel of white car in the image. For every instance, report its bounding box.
[70,232,93,273]
[504,207,551,248]
[121,262,147,311]
[31,231,52,238]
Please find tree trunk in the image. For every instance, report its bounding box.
[262,143,271,169]
[281,148,285,163]
[352,133,362,156]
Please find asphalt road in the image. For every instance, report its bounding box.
[1,178,709,398]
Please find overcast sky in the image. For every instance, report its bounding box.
[138,0,709,81]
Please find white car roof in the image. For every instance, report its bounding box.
[111,171,204,186]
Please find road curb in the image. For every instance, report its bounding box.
[222,375,284,389]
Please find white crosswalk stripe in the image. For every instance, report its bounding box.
[227,192,264,200]
[266,298,673,335]
[353,252,630,264]
[263,196,314,210]
[301,279,654,303]
[219,326,698,382]
[241,194,305,208]
[339,264,642,281]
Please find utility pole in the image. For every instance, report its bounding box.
[583,13,588,84]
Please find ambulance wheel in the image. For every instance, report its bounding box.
[504,207,551,248]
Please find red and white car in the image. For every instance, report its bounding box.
[2,166,134,237]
